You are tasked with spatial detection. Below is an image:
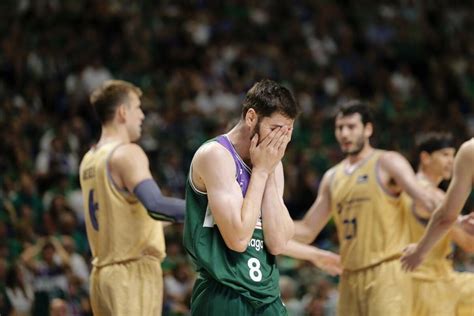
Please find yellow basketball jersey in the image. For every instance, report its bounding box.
[331,150,409,271]
[403,179,453,281]
[79,142,165,267]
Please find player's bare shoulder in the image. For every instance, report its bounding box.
[320,166,337,191]
[110,143,148,168]
[192,141,234,169]
[378,150,405,167]
[459,139,474,180]
[191,141,236,191]
[461,138,474,159]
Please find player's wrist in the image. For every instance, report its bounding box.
[251,167,271,178]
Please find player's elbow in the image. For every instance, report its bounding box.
[228,242,248,253]
[224,238,249,253]
[265,239,289,256]
[266,244,285,256]
[297,233,313,245]
[438,212,458,229]
[293,223,314,244]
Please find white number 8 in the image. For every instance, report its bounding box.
[247,258,262,282]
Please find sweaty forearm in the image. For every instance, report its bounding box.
[282,240,316,261]
[417,207,457,256]
[134,179,185,223]
[261,175,294,254]
[292,221,317,244]
[237,169,269,240]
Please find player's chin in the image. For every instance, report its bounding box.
[131,133,141,142]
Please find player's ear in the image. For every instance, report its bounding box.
[420,151,430,166]
[364,122,373,138]
[245,108,258,129]
[116,104,127,123]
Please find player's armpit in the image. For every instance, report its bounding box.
[380,151,439,211]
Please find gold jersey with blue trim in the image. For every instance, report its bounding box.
[79,141,165,267]
[331,150,410,271]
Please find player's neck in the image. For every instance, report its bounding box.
[417,169,442,187]
[226,122,251,163]
[346,145,374,165]
[97,125,130,147]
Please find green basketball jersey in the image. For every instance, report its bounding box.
[183,135,281,309]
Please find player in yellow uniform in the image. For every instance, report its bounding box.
[402,138,474,271]
[79,80,185,316]
[402,132,474,316]
[293,101,439,316]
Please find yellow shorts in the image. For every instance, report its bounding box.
[338,259,412,316]
[412,271,474,316]
[90,256,163,316]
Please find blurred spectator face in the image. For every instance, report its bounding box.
[58,212,77,234]
[19,204,33,221]
[51,195,67,211]
[335,113,372,156]
[51,137,65,153]
[166,240,182,257]
[20,173,35,195]
[50,298,68,316]
[422,147,455,181]
[41,243,55,264]
[306,297,325,316]
[124,92,145,142]
[174,263,190,283]
[61,236,75,254]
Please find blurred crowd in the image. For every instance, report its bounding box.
[1,1,474,315]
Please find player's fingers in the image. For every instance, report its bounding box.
[273,129,288,151]
[276,128,291,152]
[250,134,258,150]
[261,127,281,147]
[278,129,291,149]
[266,127,285,147]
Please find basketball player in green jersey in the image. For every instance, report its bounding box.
[401,132,474,316]
[402,138,474,269]
[79,80,185,316]
[184,80,342,316]
[292,101,440,316]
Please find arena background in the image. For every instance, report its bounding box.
[1,1,474,315]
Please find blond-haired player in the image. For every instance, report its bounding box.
[401,138,474,268]
[293,101,439,316]
[79,80,185,315]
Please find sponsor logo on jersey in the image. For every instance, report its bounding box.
[356,174,369,183]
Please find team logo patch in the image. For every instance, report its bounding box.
[356,174,369,183]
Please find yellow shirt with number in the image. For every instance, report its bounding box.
[331,150,409,271]
[79,141,165,267]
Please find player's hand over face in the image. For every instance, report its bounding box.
[250,127,291,174]
[311,249,343,276]
[400,243,425,272]
[459,212,474,235]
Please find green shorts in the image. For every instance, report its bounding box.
[190,277,287,316]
